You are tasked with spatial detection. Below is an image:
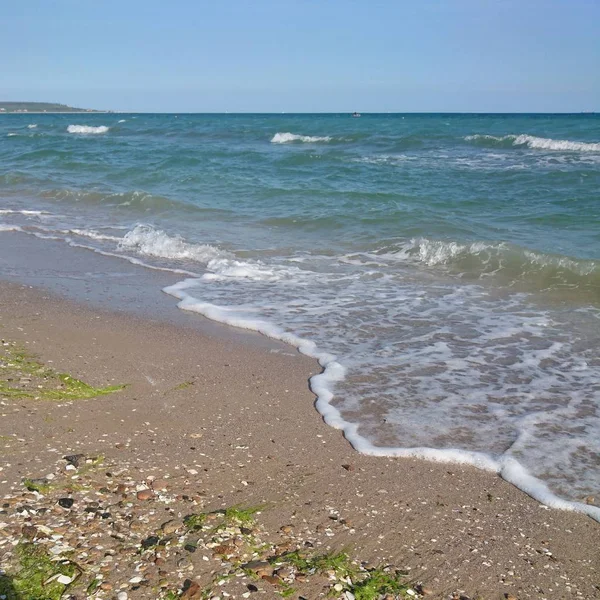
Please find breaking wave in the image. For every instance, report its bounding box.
[271,132,332,144]
[67,125,110,134]
[466,134,600,152]
[117,224,231,263]
[379,238,600,298]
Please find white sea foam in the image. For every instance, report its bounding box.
[0,209,47,216]
[8,221,600,522]
[28,124,37,129]
[0,224,22,232]
[67,125,110,134]
[513,134,600,152]
[161,270,600,522]
[118,119,126,123]
[7,133,18,137]
[65,229,122,242]
[466,133,600,152]
[117,224,230,263]
[271,132,332,144]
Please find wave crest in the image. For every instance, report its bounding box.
[117,224,231,263]
[465,134,600,152]
[271,132,332,144]
[67,125,110,134]
[381,238,600,297]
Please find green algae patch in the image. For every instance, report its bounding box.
[0,543,78,600]
[0,343,125,401]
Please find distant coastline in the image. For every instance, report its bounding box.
[0,101,108,113]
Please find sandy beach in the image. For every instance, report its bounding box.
[0,275,598,600]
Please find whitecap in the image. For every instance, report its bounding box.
[466,133,600,152]
[67,124,110,134]
[271,132,332,144]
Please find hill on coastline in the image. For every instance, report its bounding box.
[0,101,105,113]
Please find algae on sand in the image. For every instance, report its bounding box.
[0,343,125,401]
[0,543,77,600]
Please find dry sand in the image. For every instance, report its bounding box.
[0,281,598,599]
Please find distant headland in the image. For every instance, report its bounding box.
[0,101,109,113]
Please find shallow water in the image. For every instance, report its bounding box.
[1,113,599,518]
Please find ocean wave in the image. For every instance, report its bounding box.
[0,209,47,216]
[64,228,122,242]
[117,224,231,263]
[466,134,600,152]
[379,238,600,296]
[40,188,184,212]
[271,132,332,144]
[67,125,110,134]
[28,124,37,129]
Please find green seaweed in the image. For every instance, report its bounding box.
[349,568,411,600]
[0,543,77,600]
[23,478,53,494]
[173,380,195,391]
[221,505,264,525]
[0,345,125,401]
[183,512,208,531]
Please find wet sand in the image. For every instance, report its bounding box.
[0,277,598,599]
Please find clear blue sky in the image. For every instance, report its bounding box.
[2,0,599,112]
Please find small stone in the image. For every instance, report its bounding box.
[261,575,281,586]
[334,583,344,592]
[504,595,518,600]
[141,535,159,549]
[100,582,113,591]
[58,498,74,509]
[243,560,271,576]
[280,525,294,535]
[584,496,595,505]
[136,489,154,501]
[247,584,259,592]
[57,575,73,585]
[152,479,169,491]
[21,524,37,539]
[117,593,128,600]
[213,544,235,556]
[63,454,85,467]
[181,579,202,599]
[161,520,179,534]
[129,576,143,584]
[341,464,354,471]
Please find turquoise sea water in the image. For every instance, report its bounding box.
[1,113,599,517]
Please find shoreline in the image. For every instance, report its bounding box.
[0,280,599,598]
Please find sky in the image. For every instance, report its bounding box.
[1,0,599,112]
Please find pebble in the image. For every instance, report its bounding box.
[117,593,128,600]
[136,489,154,501]
[57,497,74,509]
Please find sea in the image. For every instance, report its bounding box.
[1,113,599,520]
